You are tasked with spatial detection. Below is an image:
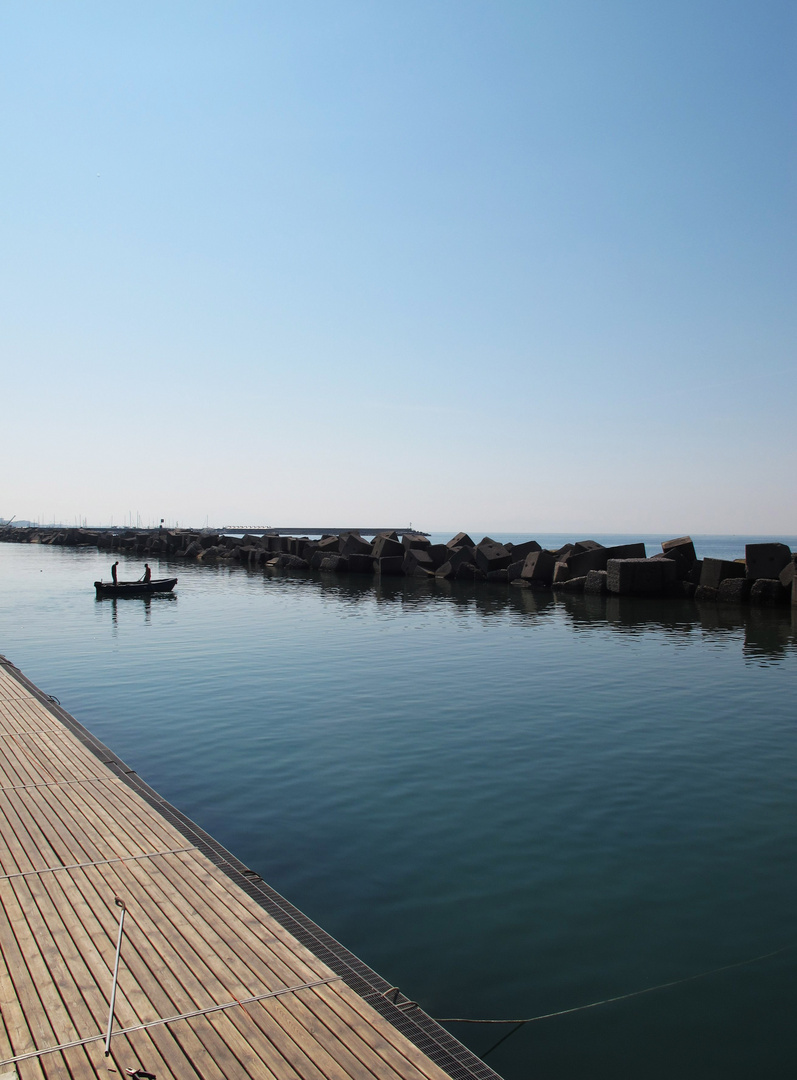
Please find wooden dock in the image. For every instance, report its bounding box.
[0,656,500,1080]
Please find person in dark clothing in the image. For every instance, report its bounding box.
[141,564,152,583]
[111,561,119,584]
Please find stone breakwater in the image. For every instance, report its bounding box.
[3,526,796,606]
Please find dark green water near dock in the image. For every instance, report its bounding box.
[1,539,796,1079]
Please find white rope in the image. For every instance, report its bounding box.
[0,976,343,1066]
[0,847,195,881]
[0,730,57,737]
[0,777,108,792]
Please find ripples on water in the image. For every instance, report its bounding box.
[1,541,796,1079]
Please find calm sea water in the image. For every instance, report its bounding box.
[1,537,796,1079]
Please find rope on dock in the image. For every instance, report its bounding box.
[0,846,196,881]
[0,976,344,1067]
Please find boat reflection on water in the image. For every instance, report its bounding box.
[98,592,177,628]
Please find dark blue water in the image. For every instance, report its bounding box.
[2,539,796,1079]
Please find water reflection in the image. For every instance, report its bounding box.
[95,593,177,629]
[260,567,796,664]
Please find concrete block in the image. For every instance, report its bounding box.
[340,533,373,557]
[267,553,308,570]
[556,575,588,593]
[717,577,752,603]
[568,548,612,577]
[552,543,576,561]
[658,536,697,579]
[507,540,542,561]
[347,553,376,575]
[447,532,475,549]
[455,561,486,582]
[474,538,512,574]
[778,556,796,588]
[506,560,525,582]
[403,549,434,577]
[402,533,431,550]
[573,539,604,552]
[319,554,348,573]
[662,536,696,560]
[749,578,789,605]
[552,561,571,583]
[486,568,509,583]
[372,535,404,559]
[568,542,645,579]
[520,550,556,584]
[745,543,792,581]
[584,570,608,595]
[434,560,456,579]
[700,558,746,590]
[694,585,718,602]
[446,545,478,570]
[375,555,404,576]
[426,544,451,570]
[607,557,676,596]
[317,534,340,553]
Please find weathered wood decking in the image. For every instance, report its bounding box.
[0,656,500,1080]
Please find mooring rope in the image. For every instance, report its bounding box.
[439,944,793,1025]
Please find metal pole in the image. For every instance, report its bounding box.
[105,897,126,1056]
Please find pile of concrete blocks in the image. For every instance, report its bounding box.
[1,526,794,606]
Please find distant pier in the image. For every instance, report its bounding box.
[221,526,430,536]
[0,655,500,1080]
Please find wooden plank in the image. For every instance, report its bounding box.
[0,662,482,1080]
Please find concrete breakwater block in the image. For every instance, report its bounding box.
[700,558,746,590]
[658,536,698,579]
[403,549,435,577]
[372,535,404,560]
[745,543,792,581]
[520,550,556,584]
[607,558,677,596]
[435,545,477,578]
[717,577,752,603]
[376,555,404,576]
[340,533,373,557]
[347,553,376,575]
[505,539,541,561]
[750,578,790,605]
[584,569,608,595]
[778,555,797,588]
[426,544,451,570]
[555,575,589,593]
[319,554,349,573]
[567,542,646,579]
[474,538,512,574]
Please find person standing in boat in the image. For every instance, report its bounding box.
[140,563,152,584]
[111,561,119,584]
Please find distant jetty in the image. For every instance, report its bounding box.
[1,526,795,606]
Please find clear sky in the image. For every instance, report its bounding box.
[1,1,794,534]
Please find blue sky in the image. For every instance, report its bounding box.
[1,1,794,533]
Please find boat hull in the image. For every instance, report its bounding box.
[94,578,178,597]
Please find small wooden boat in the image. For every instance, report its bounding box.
[94,578,178,598]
